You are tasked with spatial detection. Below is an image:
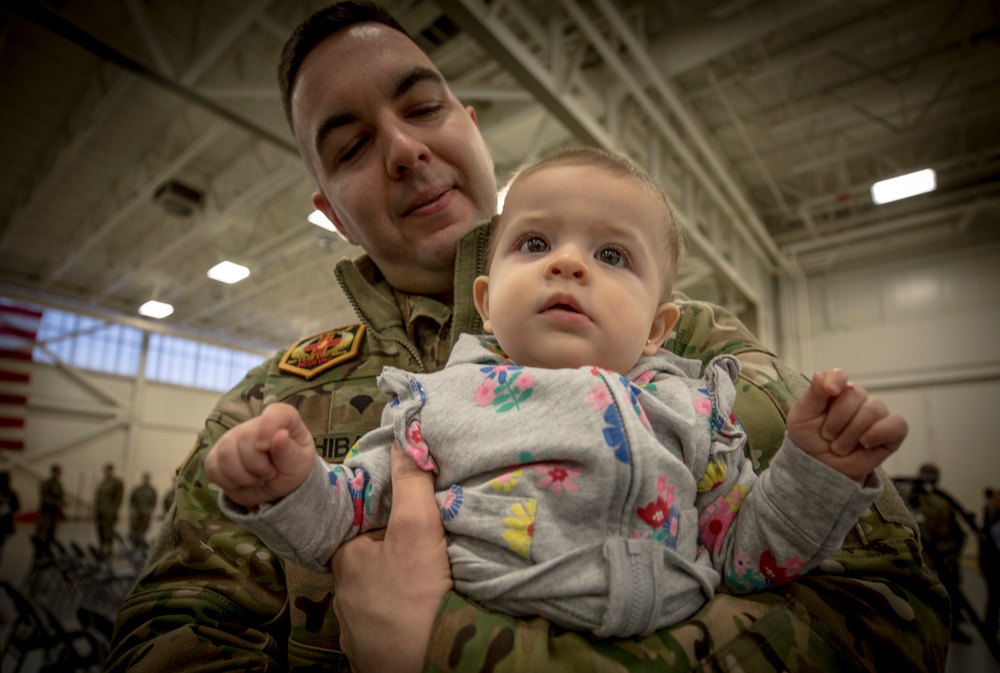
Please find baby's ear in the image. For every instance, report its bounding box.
[473,276,494,334]
[643,302,680,355]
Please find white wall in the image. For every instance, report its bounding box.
[806,246,1000,518]
[1,362,220,516]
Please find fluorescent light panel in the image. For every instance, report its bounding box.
[871,169,936,205]
[207,260,250,284]
[139,300,173,319]
[308,209,336,231]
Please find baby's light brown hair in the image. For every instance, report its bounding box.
[489,147,683,300]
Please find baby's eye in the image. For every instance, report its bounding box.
[596,247,625,267]
[519,237,549,253]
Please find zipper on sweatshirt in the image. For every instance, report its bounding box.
[622,538,654,636]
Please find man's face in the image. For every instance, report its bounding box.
[292,24,497,296]
[474,163,679,374]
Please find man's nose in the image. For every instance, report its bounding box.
[383,123,430,179]
[545,247,588,280]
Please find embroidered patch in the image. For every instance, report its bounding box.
[279,324,365,379]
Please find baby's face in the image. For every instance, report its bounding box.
[474,163,676,373]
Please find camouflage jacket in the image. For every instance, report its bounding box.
[107,223,948,672]
[97,476,123,516]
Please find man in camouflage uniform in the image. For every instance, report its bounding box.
[910,463,973,643]
[108,2,949,671]
[33,463,63,559]
[128,472,158,546]
[96,462,123,558]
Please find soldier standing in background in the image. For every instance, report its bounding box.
[34,463,63,559]
[95,462,123,558]
[128,472,157,546]
[910,462,974,643]
[981,488,1000,640]
[0,471,20,565]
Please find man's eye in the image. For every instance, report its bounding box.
[338,137,368,164]
[410,104,443,118]
[519,237,549,253]
[596,247,626,267]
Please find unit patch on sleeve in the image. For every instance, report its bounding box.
[279,324,366,379]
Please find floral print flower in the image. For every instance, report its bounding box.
[502,500,537,558]
[636,479,679,548]
[693,396,712,416]
[731,551,754,577]
[618,376,650,427]
[760,551,798,586]
[475,366,534,412]
[490,469,523,493]
[534,462,582,496]
[441,485,463,522]
[697,460,727,492]
[347,469,370,528]
[474,377,497,405]
[328,466,343,497]
[633,370,656,387]
[698,483,745,553]
[637,493,672,529]
[588,384,611,412]
[602,403,630,463]
[404,420,437,472]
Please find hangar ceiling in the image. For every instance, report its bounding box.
[1,0,997,353]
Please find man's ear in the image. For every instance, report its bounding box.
[643,302,680,355]
[465,105,480,128]
[312,191,357,245]
[472,275,494,334]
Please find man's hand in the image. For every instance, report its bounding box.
[332,441,451,673]
[204,403,315,508]
[786,369,908,483]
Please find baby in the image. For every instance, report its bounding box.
[206,147,906,637]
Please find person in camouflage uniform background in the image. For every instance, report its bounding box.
[34,463,63,559]
[908,463,975,644]
[95,462,123,559]
[128,472,158,546]
[107,2,949,672]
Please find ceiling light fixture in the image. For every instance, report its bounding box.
[138,300,174,319]
[308,209,336,231]
[207,261,250,284]
[871,168,936,205]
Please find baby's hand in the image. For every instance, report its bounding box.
[205,403,315,508]
[786,369,907,483]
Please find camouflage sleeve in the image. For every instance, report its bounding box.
[106,360,299,671]
[422,300,949,673]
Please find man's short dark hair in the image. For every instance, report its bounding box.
[278,1,407,134]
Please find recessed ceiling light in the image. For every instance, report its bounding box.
[139,300,174,319]
[207,260,250,284]
[871,169,936,205]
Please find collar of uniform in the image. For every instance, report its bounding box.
[395,288,452,330]
[451,218,494,348]
[334,219,493,343]
[334,255,404,333]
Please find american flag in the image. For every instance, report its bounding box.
[0,303,43,451]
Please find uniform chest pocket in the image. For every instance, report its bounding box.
[285,378,388,465]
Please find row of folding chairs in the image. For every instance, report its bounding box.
[0,580,112,673]
[22,538,137,619]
